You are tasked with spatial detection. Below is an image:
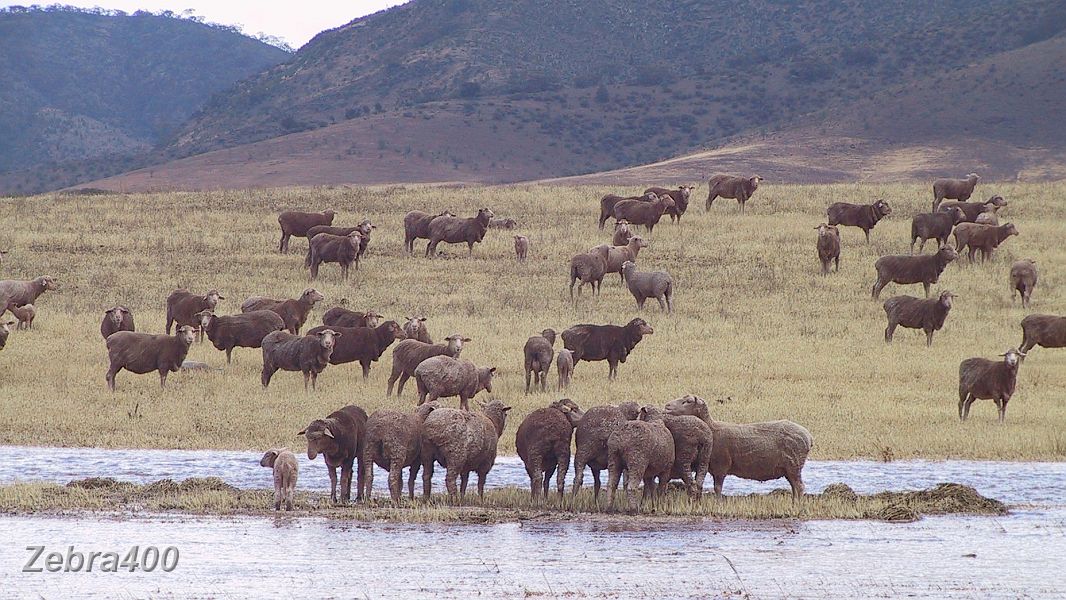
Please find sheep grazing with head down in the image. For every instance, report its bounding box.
[414,355,496,411]
[871,246,958,299]
[165,288,223,340]
[322,307,381,329]
[260,329,340,390]
[621,261,673,313]
[556,349,574,390]
[932,173,979,211]
[613,194,675,233]
[516,398,583,500]
[911,207,964,253]
[403,210,455,254]
[240,288,324,334]
[569,251,608,299]
[827,199,892,243]
[402,316,432,344]
[599,192,656,230]
[362,401,441,502]
[298,404,367,503]
[105,326,196,391]
[706,174,761,213]
[644,185,694,223]
[612,219,632,246]
[425,208,494,257]
[1019,314,1066,354]
[0,276,59,316]
[958,349,1025,421]
[278,209,336,253]
[514,235,529,262]
[815,223,840,275]
[562,318,654,380]
[419,399,511,500]
[387,334,468,396]
[606,406,675,510]
[100,306,135,339]
[939,195,1007,223]
[883,290,955,346]
[523,328,556,393]
[260,448,298,511]
[1010,260,1038,308]
[954,223,1019,263]
[572,401,641,499]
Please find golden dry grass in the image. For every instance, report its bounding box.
[0,183,1064,459]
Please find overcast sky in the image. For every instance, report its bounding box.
[3,1,408,48]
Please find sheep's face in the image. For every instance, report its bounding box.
[416,400,442,419]
[357,221,375,236]
[36,276,59,291]
[614,220,630,233]
[445,334,470,356]
[947,207,965,224]
[477,208,495,221]
[323,209,337,218]
[988,195,1007,207]
[638,405,664,422]
[630,318,654,336]
[631,236,649,249]
[302,288,325,305]
[875,200,892,216]
[384,321,406,340]
[664,394,708,419]
[402,317,426,338]
[1005,223,1019,237]
[968,173,980,182]
[364,312,382,328]
[552,398,584,425]
[1,321,13,335]
[176,326,196,345]
[205,290,223,307]
[540,328,556,346]
[939,246,959,261]
[195,310,214,331]
[346,233,362,249]
[106,306,128,326]
[938,291,955,309]
[478,367,497,393]
[1001,349,1024,367]
[679,186,694,200]
[620,260,637,276]
[299,420,338,460]
[478,399,512,434]
[316,329,339,350]
[750,175,763,189]
[260,449,280,468]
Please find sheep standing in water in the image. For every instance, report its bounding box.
[260,448,298,511]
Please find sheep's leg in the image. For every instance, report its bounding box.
[605,461,620,508]
[340,462,353,503]
[834,256,839,272]
[656,295,666,312]
[705,194,716,212]
[459,470,470,500]
[786,471,805,501]
[467,241,474,256]
[542,461,557,499]
[555,452,569,498]
[387,371,399,396]
[421,458,434,498]
[362,455,375,501]
[226,347,233,364]
[922,282,931,298]
[457,394,469,411]
[996,397,1008,422]
[477,469,488,500]
[158,370,168,389]
[592,468,602,500]
[106,367,119,392]
[407,463,420,500]
[303,371,311,391]
[386,460,403,503]
[607,359,618,380]
[524,369,532,394]
[395,373,411,396]
[328,466,339,503]
[713,474,725,497]
[885,321,897,343]
[571,455,586,496]
[355,455,366,501]
[871,278,885,299]
[962,394,976,421]
[925,328,935,347]
[361,360,371,381]
[529,461,543,501]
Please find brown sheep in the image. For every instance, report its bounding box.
[165,288,223,340]
[612,219,632,246]
[606,406,675,510]
[419,399,512,500]
[260,448,298,511]
[298,404,367,503]
[425,208,494,257]
[308,232,361,280]
[260,329,339,390]
[556,349,574,390]
[105,326,196,391]
[939,195,1007,222]
[660,412,714,499]
[240,288,324,335]
[306,321,406,379]
[932,173,979,211]
[414,355,496,411]
[883,291,955,346]
[100,306,135,339]
[1010,260,1038,308]
[954,223,1018,263]
[322,307,382,329]
[303,219,374,268]
[387,335,468,396]
[402,316,432,344]
[911,207,964,253]
[827,199,892,243]
[706,174,761,212]
[516,399,584,500]
[196,309,286,363]
[514,235,529,262]
[403,210,454,254]
[613,194,675,233]
[644,185,694,223]
[1019,314,1066,354]
[592,236,648,284]
[569,251,607,299]
[572,401,641,498]
[278,209,336,253]
[7,303,34,330]
[0,276,59,314]
[959,349,1024,421]
[599,192,656,229]
[815,224,840,275]
[561,318,655,380]
[523,328,556,393]
[362,402,441,502]
[871,246,958,299]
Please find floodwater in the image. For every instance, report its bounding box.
[1,446,1064,598]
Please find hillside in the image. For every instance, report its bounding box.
[0,7,290,193]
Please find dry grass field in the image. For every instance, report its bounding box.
[0,183,1063,459]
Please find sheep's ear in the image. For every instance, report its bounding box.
[559,404,571,413]
[503,405,512,412]
[296,429,306,436]
[489,367,497,374]
[323,428,334,439]
[419,317,427,322]
[639,406,649,417]
[462,337,472,342]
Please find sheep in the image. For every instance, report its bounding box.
[1019,314,1066,353]
[871,246,958,299]
[606,406,675,510]
[240,288,324,335]
[932,173,979,211]
[322,307,382,329]
[403,210,454,254]
[307,232,361,280]
[414,355,496,411]
[278,209,336,253]
[425,208,494,257]
[196,309,287,363]
[362,402,441,502]
[306,321,406,379]
[386,335,468,397]
[613,194,675,233]
[402,316,432,344]
[644,185,694,223]
[260,329,340,390]
[260,448,298,511]
[0,320,15,351]
[975,211,999,226]
[827,199,892,243]
[815,223,841,275]
[0,276,59,314]
[958,349,1025,421]
[1010,260,1038,308]
[165,288,223,340]
[665,394,813,499]
[620,261,673,313]
[180,360,221,372]
[100,306,135,339]
[523,328,556,393]
[612,219,632,246]
[105,326,196,391]
[572,401,641,498]
[354,219,374,264]
[910,207,964,253]
[883,290,955,346]
[939,195,1008,222]
[568,251,607,299]
[592,236,648,284]
[954,223,1019,263]
[556,348,574,390]
[599,192,656,229]
[298,404,367,503]
[419,399,511,500]
[706,174,761,212]
[516,399,584,500]
[561,318,655,380]
[514,235,529,262]
[7,303,34,330]
[660,411,714,499]
[489,217,517,229]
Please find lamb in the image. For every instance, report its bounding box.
[240,288,324,335]
[523,328,556,393]
[100,306,135,339]
[958,349,1024,421]
[568,251,607,299]
[278,209,336,253]
[620,261,673,313]
[419,399,511,500]
[489,217,517,229]
[815,224,840,275]
[514,235,529,262]
[165,288,223,340]
[939,195,1008,222]
[910,207,964,253]
[975,211,999,226]
[516,399,584,500]
[932,173,979,211]
[572,401,641,498]
[706,174,761,212]
[591,236,648,284]
[871,246,958,299]
[660,411,714,499]
[7,303,34,330]
[298,404,367,503]
[556,349,574,390]
[613,194,675,233]
[1010,260,1038,308]
[1019,314,1066,353]
[322,307,382,329]
[306,321,405,379]
[105,326,196,391]
[387,334,468,396]
[414,355,496,410]
[612,219,632,246]
[665,394,813,499]
[599,192,656,229]
[644,185,694,223]
[307,232,361,280]
[197,309,287,363]
[0,276,59,314]
[403,210,454,254]
[883,290,955,346]
[362,401,441,502]
[827,199,892,243]
[0,320,15,351]
[425,208,494,257]
[953,223,1018,263]
[561,318,655,380]
[260,329,340,390]
[260,448,298,511]
[606,406,675,510]
[402,316,432,344]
